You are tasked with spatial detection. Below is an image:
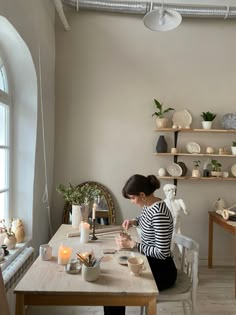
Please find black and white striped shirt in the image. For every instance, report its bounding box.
[136,201,173,260]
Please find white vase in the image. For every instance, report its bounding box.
[71,205,82,229]
[202,121,212,129]
[231,146,236,155]
[192,169,200,178]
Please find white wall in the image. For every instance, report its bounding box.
[0,0,55,251]
[54,7,236,264]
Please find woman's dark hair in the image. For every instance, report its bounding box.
[122,174,160,199]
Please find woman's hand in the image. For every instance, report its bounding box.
[122,219,136,230]
[116,235,136,250]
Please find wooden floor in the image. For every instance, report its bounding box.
[26,266,236,315]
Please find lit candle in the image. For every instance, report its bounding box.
[92,203,97,220]
[58,244,72,265]
[80,221,90,243]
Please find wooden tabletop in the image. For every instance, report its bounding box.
[14,224,158,297]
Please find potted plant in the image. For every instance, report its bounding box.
[200,111,216,129]
[210,159,222,177]
[192,160,201,178]
[231,141,236,155]
[152,98,174,128]
[0,219,17,249]
[57,183,101,227]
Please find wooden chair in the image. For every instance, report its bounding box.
[0,267,10,315]
[140,233,199,315]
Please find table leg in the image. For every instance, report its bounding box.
[208,214,213,268]
[146,297,156,315]
[15,294,25,315]
[234,234,236,298]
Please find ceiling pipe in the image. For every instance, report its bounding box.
[61,0,236,19]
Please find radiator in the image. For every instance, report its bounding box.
[2,247,34,315]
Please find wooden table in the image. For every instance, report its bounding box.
[14,224,158,315]
[208,211,236,297]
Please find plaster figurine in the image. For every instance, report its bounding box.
[214,198,236,220]
[163,184,190,235]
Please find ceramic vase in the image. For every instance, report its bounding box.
[231,146,236,155]
[156,135,167,153]
[71,205,82,229]
[4,234,17,250]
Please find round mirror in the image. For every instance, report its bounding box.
[62,181,116,225]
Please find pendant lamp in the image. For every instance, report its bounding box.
[143,1,182,31]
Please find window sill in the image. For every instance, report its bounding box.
[0,237,32,271]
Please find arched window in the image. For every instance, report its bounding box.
[0,17,37,236]
[0,56,10,220]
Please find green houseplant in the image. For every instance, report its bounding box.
[210,159,222,177]
[152,98,174,128]
[57,183,102,227]
[200,111,216,129]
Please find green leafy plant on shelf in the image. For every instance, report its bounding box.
[152,99,174,118]
[193,160,201,168]
[211,159,222,172]
[200,111,216,121]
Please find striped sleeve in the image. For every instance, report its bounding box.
[137,201,173,259]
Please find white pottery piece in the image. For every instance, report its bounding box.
[192,169,200,178]
[202,121,212,129]
[211,171,222,177]
[157,168,167,177]
[72,205,82,229]
[231,146,236,155]
[172,109,192,129]
[82,263,100,282]
[4,234,17,250]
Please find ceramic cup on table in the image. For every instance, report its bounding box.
[82,263,100,282]
[127,257,146,276]
[39,244,52,261]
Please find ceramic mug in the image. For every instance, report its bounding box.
[127,257,146,276]
[39,244,52,261]
[82,263,100,282]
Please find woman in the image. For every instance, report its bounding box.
[104,174,177,315]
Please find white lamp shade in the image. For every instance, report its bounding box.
[143,8,182,31]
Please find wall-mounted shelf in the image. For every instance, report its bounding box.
[154,128,236,185]
[155,128,236,133]
[155,153,235,157]
[158,176,236,181]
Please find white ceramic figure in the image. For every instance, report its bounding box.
[163,184,190,266]
[163,184,189,235]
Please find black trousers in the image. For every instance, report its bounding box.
[104,256,177,315]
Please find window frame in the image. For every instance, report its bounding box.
[0,61,11,222]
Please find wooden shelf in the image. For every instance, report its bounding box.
[158,176,236,181]
[155,128,236,133]
[154,153,235,157]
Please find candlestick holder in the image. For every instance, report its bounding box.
[91,219,98,240]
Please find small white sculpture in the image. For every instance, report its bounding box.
[213,198,236,220]
[163,184,190,235]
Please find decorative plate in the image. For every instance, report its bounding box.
[115,250,135,265]
[177,161,188,176]
[231,164,236,177]
[167,163,183,177]
[172,109,192,129]
[186,142,201,154]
